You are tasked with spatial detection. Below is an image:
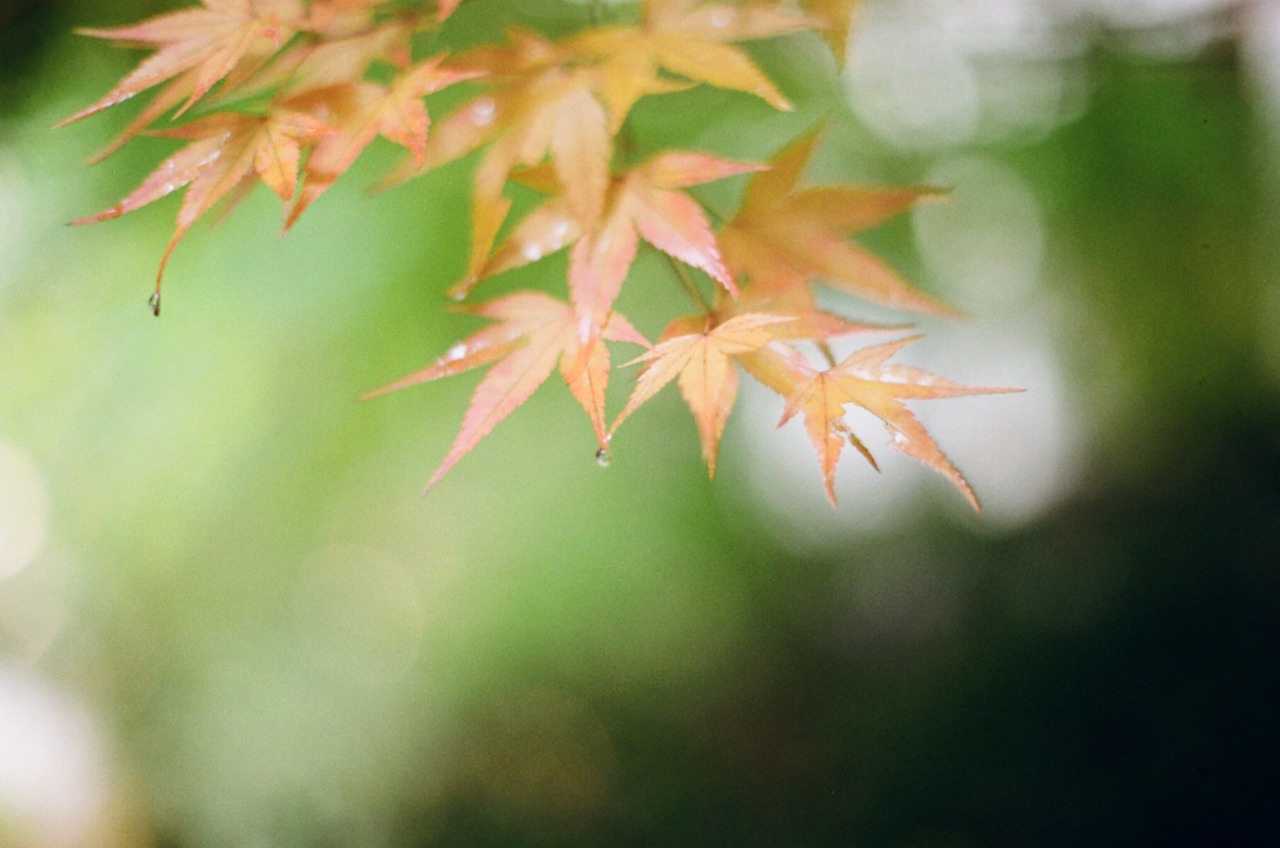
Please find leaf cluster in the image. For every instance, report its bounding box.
[63,0,1017,507]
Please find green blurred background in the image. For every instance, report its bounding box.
[2,0,1279,845]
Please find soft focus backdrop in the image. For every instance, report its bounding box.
[2,0,1278,845]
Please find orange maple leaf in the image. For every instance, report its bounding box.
[741,336,1019,507]
[388,38,612,282]
[71,110,330,313]
[611,312,793,477]
[59,0,305,127]
[567,0,820,128]
[283,56,479,228]
[720,132,958,318]
[798,0,860,61]
[464,152,762,323]
[715,273,907,343]
[364,292,649,491]
[379,1,813,263]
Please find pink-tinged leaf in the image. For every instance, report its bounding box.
[71,110,328,311]
[601,310,652,349]
[736,340,813,397]
[639,151,765,190]
[255,111,331,200]
[779,369,855,505]
[723,133,959,317]
[358,297,560,399]
[421,95,504,167]
[374,92,508,192]
[776,336,1021,508]
[278,18,416,90]
[612,313,791,476]
[425,323,568,490]
[60,0,304,125]
[438,67,613,241]
[302,0,386,35]
[727,284,902,342]
[286,57,477,229]
[362,338,524,400]
[71,132,228,227]
[481,197,583,278]
[82,68,198,164]
[549,85,611,226]
[469,150,750,314]
[800,236,963,319]
[451,192,514,301]
[560,334,612,447]
[366,292,644,490]
[629,184,737,297]
[567,214,639,327]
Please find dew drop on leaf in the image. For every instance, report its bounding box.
[595,447,611,468]
[470,97,496,126]
[147,291,161,316]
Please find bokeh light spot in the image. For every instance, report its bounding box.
[0,441,49,581]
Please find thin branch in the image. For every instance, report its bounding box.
[665,254,711,313]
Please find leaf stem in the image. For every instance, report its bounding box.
[665,254,711,313]
[817,341,838,369]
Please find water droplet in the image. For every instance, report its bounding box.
[595,448,611,468]
[471,98,496,126]
[147,291,161,316]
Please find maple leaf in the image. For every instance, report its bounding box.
[566,0,821,128]
[473,69,612,231]
[363,292,649,490]
[719,132,959,318]
[257,13,418,91]
[611,312,792,477]
[380,0,810,242]
[283,56,479,228]
[798,0,860,61]
[71,109,330,314]
[302,0,383,33]
[435,0,464,21]
[59,0,305,127]
[381,37,612,280]
[740,336,1019,507]
[715,277,906,343]
[464,152,761,325]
